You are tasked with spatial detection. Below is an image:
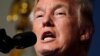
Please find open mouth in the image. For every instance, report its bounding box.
[42,31,56,43]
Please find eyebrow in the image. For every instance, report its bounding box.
[34,7,45,14]
[34,4,68,13]
[53,4,68,11]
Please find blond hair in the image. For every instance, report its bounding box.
[30,0,94,28]
[29,0,94,51]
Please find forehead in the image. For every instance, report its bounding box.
[38,0,68,3]
[34,0,72,11]
[37,0,70,6]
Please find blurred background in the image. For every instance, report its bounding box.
[0,0,100,56]
[0,0,36,56]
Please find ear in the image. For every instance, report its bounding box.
[80,25,93,42]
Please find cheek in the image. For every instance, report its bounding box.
[32,21,42,40]
[33,20,41,33]
[55,18,74,37]
[55,18,79,48]
[33,21,43,49]
[55,17,79,37]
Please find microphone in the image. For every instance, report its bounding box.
[0,29,37,53]
[13,32,37,49]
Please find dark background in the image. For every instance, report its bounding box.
[88,0,100,56]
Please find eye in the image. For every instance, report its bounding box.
[34,11,44,18]
[54,11,66,18]
[36,14,43,18]
[54,8,67,17]
[56,12,66,15]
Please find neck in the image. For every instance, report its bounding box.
[79,46,87,56]
[58,45,87,56]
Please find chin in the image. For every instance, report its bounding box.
[36,46,60,56]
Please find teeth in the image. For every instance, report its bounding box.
[42,31,55,42]
[44,37,54,42]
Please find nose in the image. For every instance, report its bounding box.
[42,15,54,27]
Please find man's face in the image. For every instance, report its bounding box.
[32,0,80,56]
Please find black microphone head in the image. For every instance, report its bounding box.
[0,29,6,37]
[13,32,37,49]
[0,29,14,53]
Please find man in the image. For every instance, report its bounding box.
[29,0,94,56]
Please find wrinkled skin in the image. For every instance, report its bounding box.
[31,0,85,56]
